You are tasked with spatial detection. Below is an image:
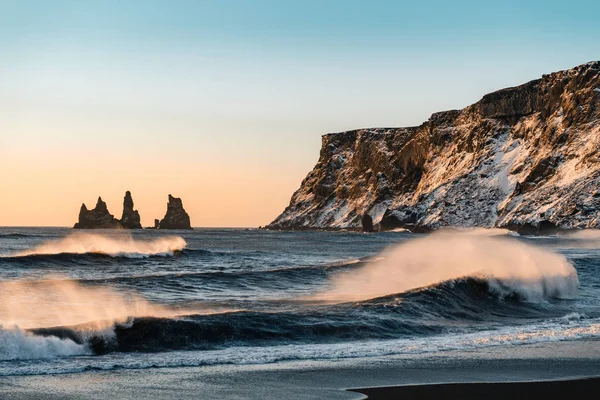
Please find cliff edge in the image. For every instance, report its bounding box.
[267,61,600,234]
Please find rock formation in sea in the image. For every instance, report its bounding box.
[120,191,142,229]
[73,197,122,229]
[361,213,374,232]
[267,61,600,234]
[158,194,192,229]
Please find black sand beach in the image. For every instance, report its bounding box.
[351,377,600,400]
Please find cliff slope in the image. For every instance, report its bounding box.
[268,62,600,233]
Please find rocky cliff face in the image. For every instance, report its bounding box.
[159,194,192,229]
[267,61,600,234]
[120,191,142,229]
[73,197,121,229]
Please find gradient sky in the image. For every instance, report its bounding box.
[1,0,599,227]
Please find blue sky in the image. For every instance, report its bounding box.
[0,0,599,226]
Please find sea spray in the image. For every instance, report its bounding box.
[312,232,578,302]
[11,232,186,258]
[0,278,185,330]
[562,229,600,240]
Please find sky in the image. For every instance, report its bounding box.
[0,0,599,227]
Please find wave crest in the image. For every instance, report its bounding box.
[0,326,88,361]
[313,232,578,302]
[0,278,186,330]
[10,232,186,258]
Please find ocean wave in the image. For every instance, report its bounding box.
[21,275,562,358]
[73,259,364,286]
[0,326,89,361]
[4,314,600,375]
[0,277,188,331]
[0,233,34,239]
[312,232,578,302]
[4,232,186,258]
[28,310,438,356]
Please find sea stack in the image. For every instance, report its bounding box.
[73,197,121,229]
[120,191,142,229]
[159,194,192,229]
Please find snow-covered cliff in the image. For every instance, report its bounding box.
[267,62,600,234]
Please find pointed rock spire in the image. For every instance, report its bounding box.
[120,191,142,229]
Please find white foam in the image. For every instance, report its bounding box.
[0,326,89,361]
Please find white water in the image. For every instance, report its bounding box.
[0,326,89,361]
[315,232,578,302]
[11,232,186,257]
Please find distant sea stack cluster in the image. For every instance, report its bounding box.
[73,192,192,229]
[267,61,600,234]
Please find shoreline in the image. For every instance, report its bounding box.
[349,377,600,399]
[3,340,600,399]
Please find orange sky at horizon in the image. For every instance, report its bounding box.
[0,145,313,228]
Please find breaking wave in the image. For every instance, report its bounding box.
[0,278,188,330]
[0,326,88,361]
[313,232,578,302]
[0,231,584,364]
[4,314,600,374]
[7,232,186,258]
[14,274,574,359]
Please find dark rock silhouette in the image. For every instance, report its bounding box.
[73,197,121,229]
[361,213,374,232]
[159,195,192,229]
[120,191,142,229]
[378,208,420,232]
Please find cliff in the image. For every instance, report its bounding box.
[267,61,600,234]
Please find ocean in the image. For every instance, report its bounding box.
[1,227,600,396]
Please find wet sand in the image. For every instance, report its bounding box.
[2,340,600,399]
[351,377,600,399]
